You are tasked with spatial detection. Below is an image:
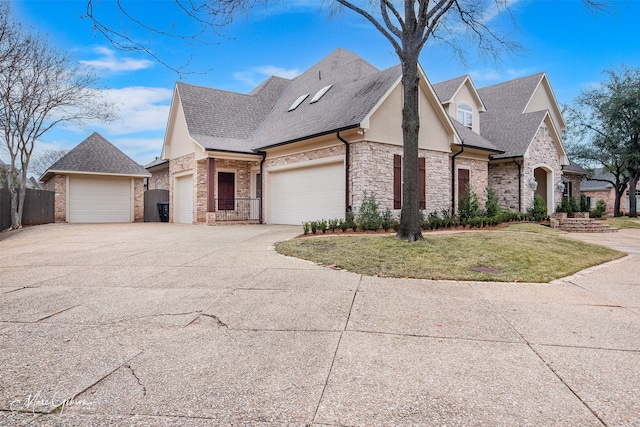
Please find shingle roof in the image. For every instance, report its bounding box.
[145,157,169,170]
[476,73,546,159]
[581,168,616,191]
[177,76,291,153]
[173,49,401,153]
[432,75,469,103]
[563,160,588,175]
[450,120,502,153]
[42,132,150,181]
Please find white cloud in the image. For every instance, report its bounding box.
[108,137,165,165]
[469,67,534,84]
[234,66,301,87]
[95,86,173,135]
[79,47,154,72]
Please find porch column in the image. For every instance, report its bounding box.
[207,158,215,212]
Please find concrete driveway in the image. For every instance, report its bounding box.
[1,223,639,426]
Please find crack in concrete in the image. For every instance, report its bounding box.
[36,305,80,322]
[124,363,147,397]
[312,274,363,424]
[183,311,228,328]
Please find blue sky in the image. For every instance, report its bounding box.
[5,0,640,168]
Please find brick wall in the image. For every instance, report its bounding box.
[133,178,145,222]
[149,166,169,191]
[582,189,614,213]
[44,175,67,222]
[488,161,521,212]
[455,157,489,210]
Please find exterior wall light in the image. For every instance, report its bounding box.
[529,177,538,191]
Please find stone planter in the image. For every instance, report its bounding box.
[573,212,590,219]
[551,212,567,224]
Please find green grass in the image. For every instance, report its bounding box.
[605,216,640,229]
[276,224,624,283]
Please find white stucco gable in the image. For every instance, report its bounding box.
[161,86,203,161]
[524,74,567,133]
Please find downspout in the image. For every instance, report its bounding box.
[451,142,464,212]
[513,159,522,212]
[258,151,266,224]
[337,131,350,213]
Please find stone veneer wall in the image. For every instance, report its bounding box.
[523,124,563,212]
[169,153,195,223]
[489,125,563,213]
[150,167,169,191]
[488,162,521,212]
[133,178,145,222]
[43,175,67,222]
[455,157,489,210]
[564,174,582,201]
[350,141,450,215]
[264,145,345,169]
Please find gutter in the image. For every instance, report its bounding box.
[336,131,351,212]
[513,159,522,212]
[451,142,464,212]
[257,151,266,224]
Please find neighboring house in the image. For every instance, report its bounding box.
[41,132,150,223]
[581,168,640,215]
[159,48,570,225]
[0,159,43,190]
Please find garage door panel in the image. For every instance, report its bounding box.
[268,162,344,225]
[174,175,193,224]
[69,176,132,223]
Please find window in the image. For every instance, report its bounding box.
[457,104,473,128]
[309,85,332,103]
[288,94,309,111]
[393,155,425,210]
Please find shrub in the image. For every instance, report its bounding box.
[345,211,356,231]
[380,208,396,232]
[338,219,348,232]
[328,218,339,233]
[357,192,382,231]
[580,195,590,213]
[302,222,310,235]
[485,187,501,217]
[530,195,548,221]
[318,219,328,233]
[590,199,607,218]
[458,184,481,220]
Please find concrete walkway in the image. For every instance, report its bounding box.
[0,223,638,426]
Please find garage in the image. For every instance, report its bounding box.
[68,175,133,223]
[267,160,345,225]
[174,174,194,224]
[40,133,150,224]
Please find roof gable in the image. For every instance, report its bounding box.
[42,132,149,181]
[433,75,486,112]
[524,74,566,131]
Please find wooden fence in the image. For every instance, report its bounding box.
[0,188,54,230]
[144,189,170,222]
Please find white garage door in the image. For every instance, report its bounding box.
[267,161,344,225]
[174,174,193,224]
[68,176,132,223]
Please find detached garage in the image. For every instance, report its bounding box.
[41,132,150,223]
[266,158,345,225]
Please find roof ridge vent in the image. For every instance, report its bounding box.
[288,93,309,111]
[309,84,333,104]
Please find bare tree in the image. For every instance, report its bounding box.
[0,1,114,230]
[29,148,70,178]
[84,0,604,240]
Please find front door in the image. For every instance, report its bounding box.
[218,172,235,211]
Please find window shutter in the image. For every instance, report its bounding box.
[394,154,402,209]
[419,157,426,210]
[458,169,470,202]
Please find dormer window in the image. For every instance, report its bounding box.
[457,103,473,128]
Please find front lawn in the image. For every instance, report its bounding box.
[605,216,640,229]
[275,224,625,282]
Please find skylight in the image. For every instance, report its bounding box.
[288,94,309,111]
[309,84,333,104]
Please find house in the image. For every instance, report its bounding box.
[581,168,640,215]
[41,132,150,223]
[157,48,570,225]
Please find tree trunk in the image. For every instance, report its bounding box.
[628,174,638,217]
[7,168,22,229]
[613,183,626,217]
[396,56,423,242]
